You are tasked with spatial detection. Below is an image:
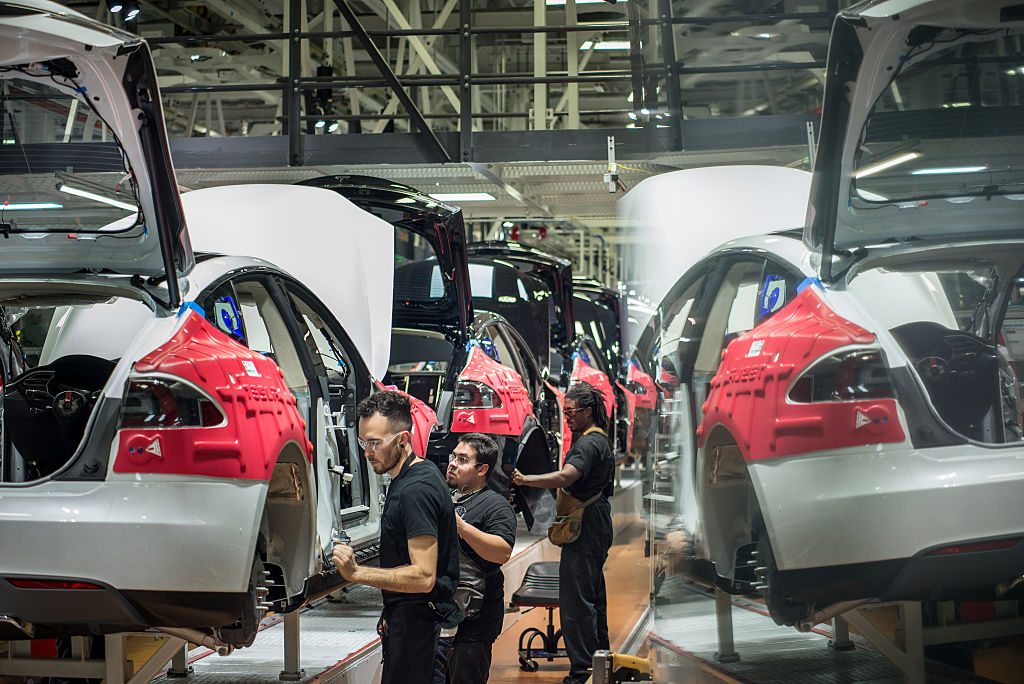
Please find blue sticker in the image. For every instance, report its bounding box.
[479,336,498,362]
[758,275,785,319]
[177,300,205,318]
[213,295,244,340]
[797,276,824,294]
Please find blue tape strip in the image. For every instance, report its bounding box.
[177,300,205,318]
[796,276,823,294]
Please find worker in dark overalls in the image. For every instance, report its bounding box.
[512,381,614,684]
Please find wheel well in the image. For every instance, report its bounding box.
[699,427,760,582]
[263,442,315,599]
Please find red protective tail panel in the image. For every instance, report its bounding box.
[375,379,438,457]
[451,345,534,436]
[115,311,312,479]
[698,287,905,461]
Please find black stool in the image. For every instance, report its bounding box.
[510,561,568,672]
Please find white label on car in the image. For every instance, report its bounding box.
[855,410,871,430]
[242,360,260,377]
[747,340,764,357]
[145,438,162,458]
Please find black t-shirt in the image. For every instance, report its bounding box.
[379,458,460,607]
[453,488,517,643]
[562,430,614,558]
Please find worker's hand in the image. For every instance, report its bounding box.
[511,468,526,486]
[454,510,466,537]
[331,543,358,581]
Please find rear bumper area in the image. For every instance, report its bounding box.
[0,580,249,639]
[749,442,1024,595]
[777,536,1024,603]
[0,478,266,594]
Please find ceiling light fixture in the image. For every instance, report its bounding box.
[428,193,496,202]
[328,122,340,133]
[911,166,986,176]
[104,0,123,13]
[854,151,921,179]
[58,184,137,212]
[1,203,63,210]
[123,0,139,20]
[314,119,326,129]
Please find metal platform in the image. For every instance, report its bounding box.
[647,576,1002,684]
[155,585,384,684]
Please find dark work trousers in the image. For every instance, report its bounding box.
[448,639,493,684]
[380,601,441,684]
[559,546,610,677]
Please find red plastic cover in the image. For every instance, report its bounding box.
[698,287,905,461]
[374,379,438,458]
[451,344,534,436]
[115,310,312,479]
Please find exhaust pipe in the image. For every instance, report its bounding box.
[0,614,35,638]
[795,599,871,632]
[156,627,234,656]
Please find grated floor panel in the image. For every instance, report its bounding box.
[152,585,383,684]
[652,575,991,683]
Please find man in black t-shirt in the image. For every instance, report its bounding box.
[441,433,516,684]
[332,390,460,684]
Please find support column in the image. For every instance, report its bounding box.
[167,641,192,678]
[104,634,130,684]
[657,0,682,149]
[713,588,740,663]
[532,0,547,131]
[279,610,305,681]
[830,615,854,651]
[565,0,579,129]
[287,0,303,165]
[459,0,472,161]
[897,602,925,684]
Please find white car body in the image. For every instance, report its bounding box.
[647,0,1024,626]
[0,1,410,649]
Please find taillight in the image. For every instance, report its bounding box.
[926,538,1020,556]
[625,380,648,395]
[789,349,894,403]
[8,579,102,590]
[454,381,502,409]
[119,374,226,429]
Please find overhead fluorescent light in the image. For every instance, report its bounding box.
[580,40,632,50]
[546,0,611,5]
[854,151,921,179]
[428,193,496,202]
[941,102,972,108]
[59,184,137,211]
[911,166,986,176]
[328,122,340,133]
[1,203,63,210]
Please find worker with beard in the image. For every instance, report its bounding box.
[436,433,516,683]
[332,390,460,684]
